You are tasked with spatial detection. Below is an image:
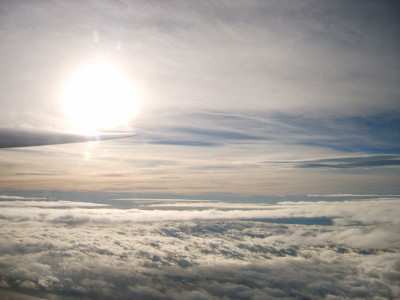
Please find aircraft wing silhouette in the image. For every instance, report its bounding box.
[0,129,134,148]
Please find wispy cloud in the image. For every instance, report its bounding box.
[1,0,399,127]
[0,0,399,194]
[0,195,46,200]
[264,154,400,169]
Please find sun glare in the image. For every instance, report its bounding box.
[61,61,139,134]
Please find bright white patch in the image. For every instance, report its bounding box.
[61,61,140,133]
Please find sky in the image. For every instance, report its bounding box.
[0,0,399,196]
[0,1,400,299]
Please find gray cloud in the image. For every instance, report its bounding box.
[264,154,400,169]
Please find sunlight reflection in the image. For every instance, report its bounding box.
[84,151,91,161]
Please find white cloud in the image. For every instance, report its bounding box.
[0,197,399,298]
[1,198,399,228]
[0,200,109,208]
[0,216,398,299]
[0,195,47,200]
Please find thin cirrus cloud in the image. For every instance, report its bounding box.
[263,154,400,169]
[0,0,399,193]
[133,111,400,153]
[0,0,399,127]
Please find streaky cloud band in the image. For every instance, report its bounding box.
[263,154,400,169]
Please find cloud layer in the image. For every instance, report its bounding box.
[0,196,399,299]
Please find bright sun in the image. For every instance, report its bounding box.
[61,61,139,133]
